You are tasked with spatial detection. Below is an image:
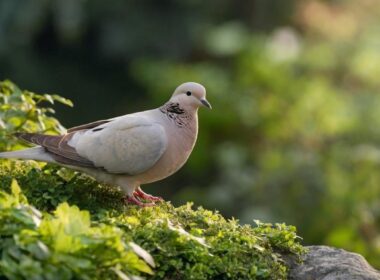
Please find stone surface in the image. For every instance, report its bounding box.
[287,245,380,280]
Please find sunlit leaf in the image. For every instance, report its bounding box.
[129,242,155,268]
[51,95,73,107]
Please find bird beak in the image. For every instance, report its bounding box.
[200,98,212,109]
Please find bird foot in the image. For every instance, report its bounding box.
[125,195,156,207]
[134,188,163,202]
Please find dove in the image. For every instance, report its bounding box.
[0,82,211,206]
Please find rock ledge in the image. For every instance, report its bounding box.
[287,245,380,280]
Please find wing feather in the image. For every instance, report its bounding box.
[15,132,95,167]
[75,117,168,175]
[15,115,168,175]
[67,119,111,133]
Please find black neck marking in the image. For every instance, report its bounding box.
[160,102,185,115]
[160,102,191,127]
[162,103,184,114]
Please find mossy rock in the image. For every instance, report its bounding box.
[0,162,304,280]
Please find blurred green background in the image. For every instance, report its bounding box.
[1,0,380,268]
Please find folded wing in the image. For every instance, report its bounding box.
[16,116,168,175]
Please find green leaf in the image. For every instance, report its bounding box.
[129,242,155,268]
[0,80,72,150]
[11,179,21,199]
[43,94,54,104]
[52,95,73,107]
[111,268,131,280]
[53,203,91,235]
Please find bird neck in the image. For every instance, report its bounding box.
[159,102,198,129]
[160,102,185,115]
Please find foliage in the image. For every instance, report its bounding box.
[0,81,305,279]
[0,80,72,151]
[0,163,304,280]
[0,179,153,280]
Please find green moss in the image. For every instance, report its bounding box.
[0,162,305,279]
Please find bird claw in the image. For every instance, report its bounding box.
[124,195,156,207]
[124,187,163,207]
[134,188,163,202]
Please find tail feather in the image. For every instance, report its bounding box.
[14,132,51,146]
[0,147,56,163]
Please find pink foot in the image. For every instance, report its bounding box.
[124,195,155,207]
[134,188,163,202]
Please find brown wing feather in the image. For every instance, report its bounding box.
[67,120,110,133]
[14,132,95,168]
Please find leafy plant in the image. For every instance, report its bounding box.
[0,166,304,279]
[0,180,153,280]
[0,80,72,151]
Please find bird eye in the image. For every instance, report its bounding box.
[186,91,192,96]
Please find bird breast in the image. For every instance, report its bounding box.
[132,111,198,185]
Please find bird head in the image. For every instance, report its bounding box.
[169,82,211,110]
